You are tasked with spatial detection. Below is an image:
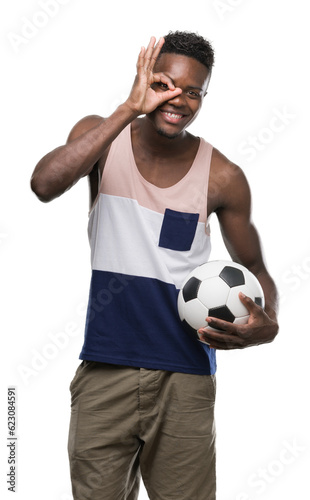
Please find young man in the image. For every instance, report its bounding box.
[31,32,279,500]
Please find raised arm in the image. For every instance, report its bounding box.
[30,36,182,203]
[30,107,134,202]
[199,152,279,349]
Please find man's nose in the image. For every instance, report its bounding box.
[167,91,186,106]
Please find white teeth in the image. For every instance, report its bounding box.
[164,112,183,119]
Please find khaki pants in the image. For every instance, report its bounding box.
[68,361,216,500]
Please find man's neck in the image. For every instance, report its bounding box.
[132,116,196,159]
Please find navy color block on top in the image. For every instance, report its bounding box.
[80,269,216,375]
[159,209,199,251]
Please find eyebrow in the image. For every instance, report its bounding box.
[163,71,204,92]
[187,86,204,92]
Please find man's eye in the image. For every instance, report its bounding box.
[158,83,168,90]
[188,91,199,98]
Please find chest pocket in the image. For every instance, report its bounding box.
[158,208,199,251]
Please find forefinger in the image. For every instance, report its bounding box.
[142,36,165,71]
[148,36,165,71]
[197,327,244,350]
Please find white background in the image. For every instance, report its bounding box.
[1,0,309,499]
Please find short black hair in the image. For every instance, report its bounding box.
[159,31,215,72]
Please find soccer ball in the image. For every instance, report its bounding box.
[177,260,265,337]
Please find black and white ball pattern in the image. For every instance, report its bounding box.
[177,260,265,337]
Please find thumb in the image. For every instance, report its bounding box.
[156,87,182,105]
[239,292,261,315]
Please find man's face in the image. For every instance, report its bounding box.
[147,53,211,139]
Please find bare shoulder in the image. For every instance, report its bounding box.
[208,146,251,214]
[66,114,104,143]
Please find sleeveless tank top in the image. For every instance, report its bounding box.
[79,124,216,375]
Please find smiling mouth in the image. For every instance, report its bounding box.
[160,110,186,123]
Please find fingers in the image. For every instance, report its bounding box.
[239,292,265,318]
[197,327,244,350]
[200,317,240,336]
[148,36,165,71]
[132,36,182,114]
[141,36,156,69]
[152,73,182,104]
[198,316,249,350]
[137,46,146,70]
[156,88,183,106]
[137,36,164,72]
[153,72,176,91]
[239,291,262,309]
[196,295,270,350]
